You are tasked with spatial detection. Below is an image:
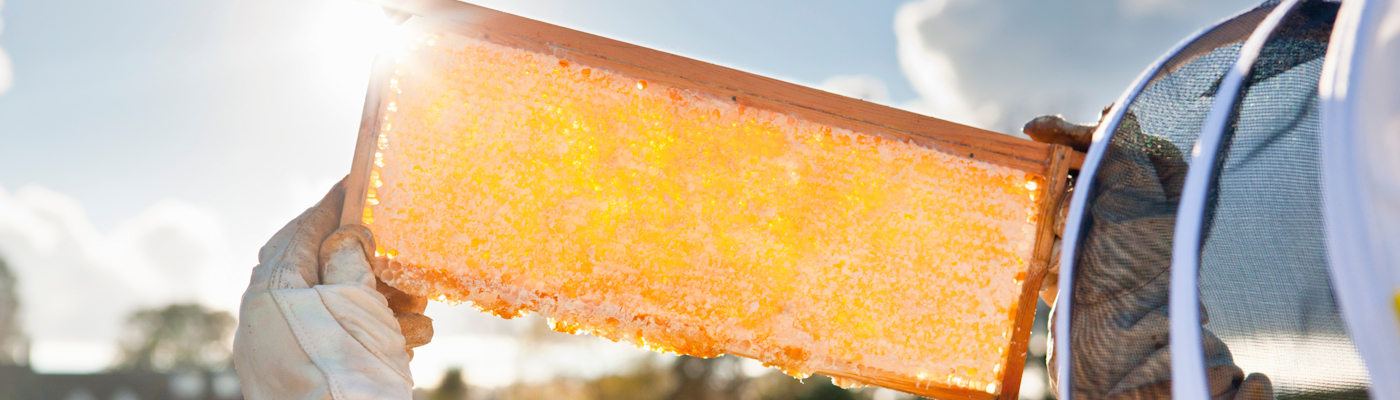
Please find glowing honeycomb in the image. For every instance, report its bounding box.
[361,28,1041,394]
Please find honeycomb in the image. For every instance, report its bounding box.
[361,27,1042,395]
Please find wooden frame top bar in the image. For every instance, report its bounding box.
[372,0,1082,175]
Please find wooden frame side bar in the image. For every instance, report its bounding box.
[997,145,1072,400]
[342,56,394,228]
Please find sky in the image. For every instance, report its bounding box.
[0,0,1261,389]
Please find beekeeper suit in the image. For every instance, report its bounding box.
[232,181,431,399]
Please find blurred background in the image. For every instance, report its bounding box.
[0,0,1261,398]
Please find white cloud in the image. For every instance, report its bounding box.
[1118,0,1179,17]
[0,50,11,96]
[892,0,1262,134]
[893,0,999,128]
[0,178,669,380]
[1117,0,1220,18]
[28,340,119,373]
[0,184,237,371]
[0,181,663,380]
[818,74,892,104]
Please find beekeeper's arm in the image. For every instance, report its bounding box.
[233,180,432,400]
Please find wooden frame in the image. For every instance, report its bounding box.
[340,1,1079,398]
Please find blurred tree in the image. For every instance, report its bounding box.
[742,371,806,400]
[587,354,671,400]
[498,378,593,400]
[796,379,855,400]
[666,355,748,400]
[432,368,469,400]
[477,354,886,400]
[116,303,236,371]
[740,372,869,400]
[0,254,26,365]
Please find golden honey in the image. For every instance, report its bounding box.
[362,27,1041,394]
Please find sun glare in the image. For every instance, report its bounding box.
[305,0,411,93]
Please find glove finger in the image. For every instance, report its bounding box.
[396,312,434,349]
[320,224,379,289]
[1207,365,1246,400]
[1233,373,1273,400]
[365,247,430,316]
[251,179,346,291]
[1022,115,1095,152]
[1039,237,1062,305]
[377,279,428,314]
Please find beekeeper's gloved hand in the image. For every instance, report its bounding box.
[233,180,432,399]
[1024,113,1272,400]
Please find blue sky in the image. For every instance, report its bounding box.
[0,0,1260,388]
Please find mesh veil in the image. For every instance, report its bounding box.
[1061,0,1370,398]
[1197,0,1370,397]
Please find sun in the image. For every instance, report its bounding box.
[302,0,412,95]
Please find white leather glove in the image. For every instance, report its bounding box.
[233,181,426,400]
